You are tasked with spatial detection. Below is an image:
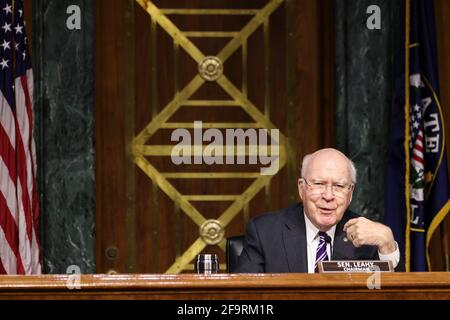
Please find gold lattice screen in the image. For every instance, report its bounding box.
[131,0,292,273]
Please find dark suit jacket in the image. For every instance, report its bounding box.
[236,203,404,273]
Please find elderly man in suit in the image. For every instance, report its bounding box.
[236,148,401,273]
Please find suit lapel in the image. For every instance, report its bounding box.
[282,205,308,272]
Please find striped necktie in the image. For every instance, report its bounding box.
[314,231,329,273]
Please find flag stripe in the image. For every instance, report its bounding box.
[15,77,34,243]
[414,143,423,153]
[0,155,26,274]
[412,154,423,163]
[1,98,16,147]
[14,120,33,246]
[0,224,17,274]
[0,193,24,274]
[0,258,6,274]
[18,70,40,274]
[0,123,16,179]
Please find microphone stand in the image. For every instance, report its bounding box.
[324,234,333,260]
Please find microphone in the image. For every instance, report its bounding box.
[323,234,333,260]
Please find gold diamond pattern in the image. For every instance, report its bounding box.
[133,0,287,273]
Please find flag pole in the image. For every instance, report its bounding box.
[404,0,411,273]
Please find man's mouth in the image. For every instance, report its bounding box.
[318,207,336,214]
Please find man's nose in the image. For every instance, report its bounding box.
[322,185,335,199]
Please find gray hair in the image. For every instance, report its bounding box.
[301,153,357,184]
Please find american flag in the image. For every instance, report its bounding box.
[0,0,41,274]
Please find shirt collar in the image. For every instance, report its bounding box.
[304,213,336,244]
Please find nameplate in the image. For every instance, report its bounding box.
[317,260,393,273]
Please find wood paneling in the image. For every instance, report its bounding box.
[1,273,450,299]
[96,0,334,273]
[296,0,335,162]
[95,0,127,273]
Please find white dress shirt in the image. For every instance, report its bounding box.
[304,215,335,273]
[304,215,400,273]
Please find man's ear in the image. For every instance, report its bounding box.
[297,178,304,201]
[349,185,355,203]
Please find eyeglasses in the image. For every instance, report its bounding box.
[302,178,353,197]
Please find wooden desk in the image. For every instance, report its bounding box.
[0,273,449,299]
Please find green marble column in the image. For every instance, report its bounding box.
[33,0,95,273]
[335,0,400,221]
